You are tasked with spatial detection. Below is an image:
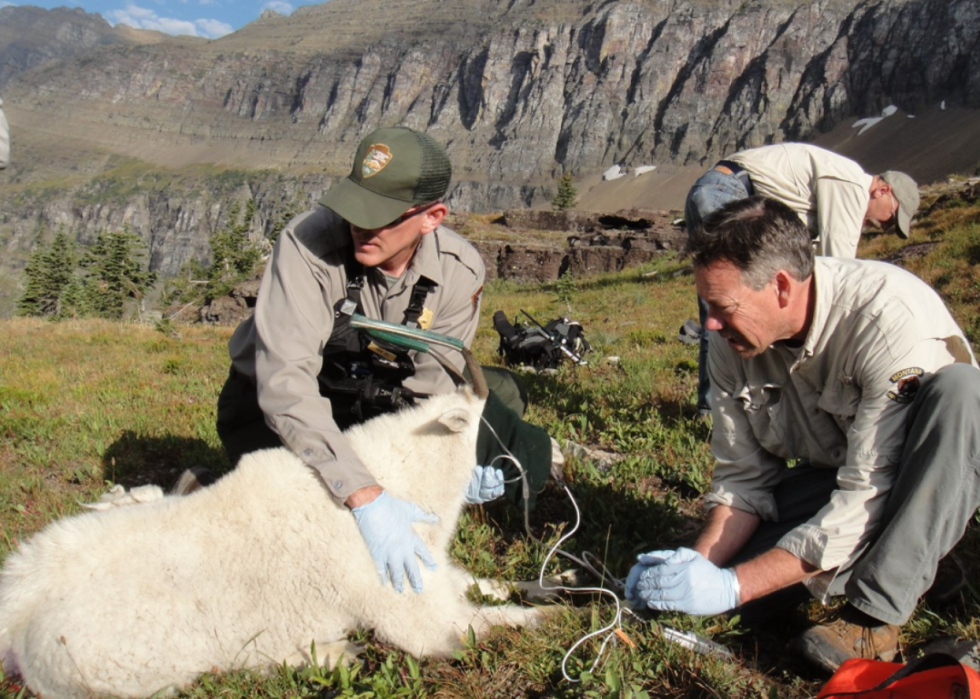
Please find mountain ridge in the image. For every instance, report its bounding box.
[4,0,979,189]
[0,0,978,315]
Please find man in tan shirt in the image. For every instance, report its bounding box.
[628,196,980,673]
[685,143,921,414]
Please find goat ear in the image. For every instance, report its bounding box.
[437,407,473,433]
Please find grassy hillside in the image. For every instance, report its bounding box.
[1,184,978,698]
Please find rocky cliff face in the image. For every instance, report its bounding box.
[6,0,979,185]
[0,167,327,279]
[0,0,978,311]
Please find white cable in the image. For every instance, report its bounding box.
[476,414,636,681]
[537,484,637,682]
[478,415,534,534]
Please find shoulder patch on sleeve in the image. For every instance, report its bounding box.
[471,285,484,318]
[886,367,924,404]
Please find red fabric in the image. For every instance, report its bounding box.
[817,655,980,698]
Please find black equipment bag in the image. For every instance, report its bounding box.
[493,310,590,371]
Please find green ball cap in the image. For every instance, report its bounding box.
[320,127,452,230]
[880,170,920,239]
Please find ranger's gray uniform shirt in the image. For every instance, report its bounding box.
[227,206,486,502]
[730,144,873,258]
[706,257,976,598]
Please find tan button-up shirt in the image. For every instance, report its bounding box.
[730,144,874,258]
[227,206,485,502]
[706,257,975,596]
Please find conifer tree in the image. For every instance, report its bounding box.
[207,199,262,300]
[46,231,80,317]
[16,230,78,318]
[79,229,157,320]
[552,172,578,211]
[56,275,88,319]
[161,257,209,310]
[17,248,49,318]
[164,198,272,312]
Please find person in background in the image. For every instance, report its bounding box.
[627,196,980,673]
[684,143,920,414]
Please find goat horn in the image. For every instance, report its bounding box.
[460,347,489,400]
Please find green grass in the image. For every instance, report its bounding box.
[1,187,979,697]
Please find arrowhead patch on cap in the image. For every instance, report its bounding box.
[361,144,393,178]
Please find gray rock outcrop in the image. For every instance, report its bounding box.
[0,0,978,313]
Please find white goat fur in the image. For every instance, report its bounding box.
[0,387,542,699]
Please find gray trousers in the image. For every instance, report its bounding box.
[684,168,753,413]
[733,363,980,625]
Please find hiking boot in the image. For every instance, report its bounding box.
[171,466,217,496]
[791,606,901,674]
[925,551,968,606]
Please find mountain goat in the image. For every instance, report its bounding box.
[0,353,545,699]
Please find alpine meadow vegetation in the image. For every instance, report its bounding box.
[1,183,979,698]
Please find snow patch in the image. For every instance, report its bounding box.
[851,105,899,135]
[603,165,625,181]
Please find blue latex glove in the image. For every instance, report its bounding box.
[628,547,740,616]
[351,491,439,593]
[624,551,669,602]
[464,465,506,505]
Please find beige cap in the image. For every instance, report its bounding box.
[880,171,920,238]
